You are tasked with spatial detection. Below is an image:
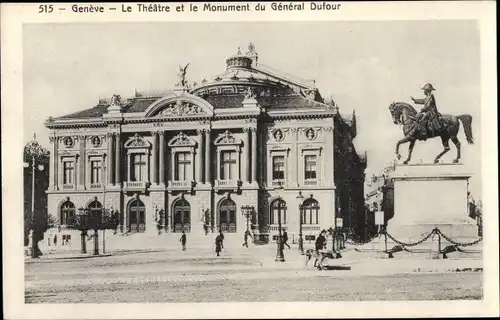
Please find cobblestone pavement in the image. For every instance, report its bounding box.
[25,247,483,303]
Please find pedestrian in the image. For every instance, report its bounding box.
[219,230,225,249]
[215,233,223,256]
[282,229,291,249]
[242,230,253,248]
[179,230,186,251]
[315,229,327,254]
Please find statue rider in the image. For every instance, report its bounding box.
[411,83,442,139]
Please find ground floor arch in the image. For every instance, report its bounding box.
[172,198,191,233]
[128,199,146,233]
[218,198,237,233]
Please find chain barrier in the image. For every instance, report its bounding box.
[435,229,483,247]
[385,229,436,247]
[341,227,482,250]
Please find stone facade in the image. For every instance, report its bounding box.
[44,44,365,243]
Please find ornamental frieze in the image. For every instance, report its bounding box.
[214,130,242,146]
[157,100,206,117]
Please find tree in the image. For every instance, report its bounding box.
[70,207,119,255]
[23,134,50,257]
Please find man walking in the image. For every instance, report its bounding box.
[215,233,223,256]
[179,230,187,251]
[242,230,253,248]
[282,229,291,249]
[219,230,225,249]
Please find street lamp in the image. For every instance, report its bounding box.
[241,205,255,234]
[76,207,89,254]
[275,181,285,262]
[336,217,344,252]
[296,191,304,255]
[23,133,46,259]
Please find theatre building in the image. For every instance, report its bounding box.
[44,44,366,245]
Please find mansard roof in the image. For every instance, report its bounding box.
[47,45,336,124]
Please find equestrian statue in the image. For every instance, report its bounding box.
[389,83,474,164]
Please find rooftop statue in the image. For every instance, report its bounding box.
[176,63,190,88]
[389,83,474,164]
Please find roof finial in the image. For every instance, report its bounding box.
[237,46,241,54]
[33,132,36,141]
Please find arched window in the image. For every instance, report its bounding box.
[60,201,75,226]
[173,199,191,233]
[270,198,287,225]
[128,199,146,233]
[302,198,319,225]
[219,198,236,233]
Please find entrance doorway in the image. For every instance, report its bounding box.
[173,199,191,233]
[128,199,146,233]
[218,198,236,233]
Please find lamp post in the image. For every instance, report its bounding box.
[76,207,88,254]
[23,134,46,258]
[275,181,285,262]
[336,217,344,252]
[296,191,304,255]
[241,205,254,234]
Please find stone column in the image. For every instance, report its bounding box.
[115,133,121,186]
[197,129,204,184]
[159,131,165,185]
[204,129,211,184]
[49,136,57,189]
[150,131,158,185]
[79,136,86,189]
[243,128,250,184]
[251,127,257,184]
[107,133,114,185]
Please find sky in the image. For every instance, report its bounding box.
[23,21,482,196]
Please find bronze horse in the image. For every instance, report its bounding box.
[389,102,474,164]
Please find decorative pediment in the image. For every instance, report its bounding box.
[157,100,206,117]
[214,130,242,146]
[168,132,196,147]
[124,133,151,148]
[144,93,215,118]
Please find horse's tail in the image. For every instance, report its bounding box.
[457,114,474,144]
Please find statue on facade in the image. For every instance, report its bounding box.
[109,94,122,106]
[176,63,190,88]
[389,89,474,164]
[244,87,256,100]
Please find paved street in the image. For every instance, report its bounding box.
[25,247,483,303]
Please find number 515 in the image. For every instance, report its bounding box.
[39,5,54,13]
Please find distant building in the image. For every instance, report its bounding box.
[44,44,366,244]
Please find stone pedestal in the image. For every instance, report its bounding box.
[387,164,479,251]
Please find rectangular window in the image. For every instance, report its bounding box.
[220,151,236,180]
[175,152,191,181]
[130,154,146,181]
[272,156,285,180]
[63,161,74,184]
[90,159,102,184]
[305,155,317,180]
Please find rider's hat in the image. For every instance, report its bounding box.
[421,83,436,91]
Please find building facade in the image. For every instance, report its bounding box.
[44,44,365,243]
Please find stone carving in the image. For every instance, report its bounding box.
[247,42,256,55]
[305,128,317,140]
[215,130,241,146]
[91,136,102,147]
[128,133,146,147]
[63,137,74,148]
[220,130,236,144]
[169,132,195,147]
[176,63,190,88]
[109,94,122,106]
[273,129,284,141]
[158,101,205,117]
[244,87,256,100]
